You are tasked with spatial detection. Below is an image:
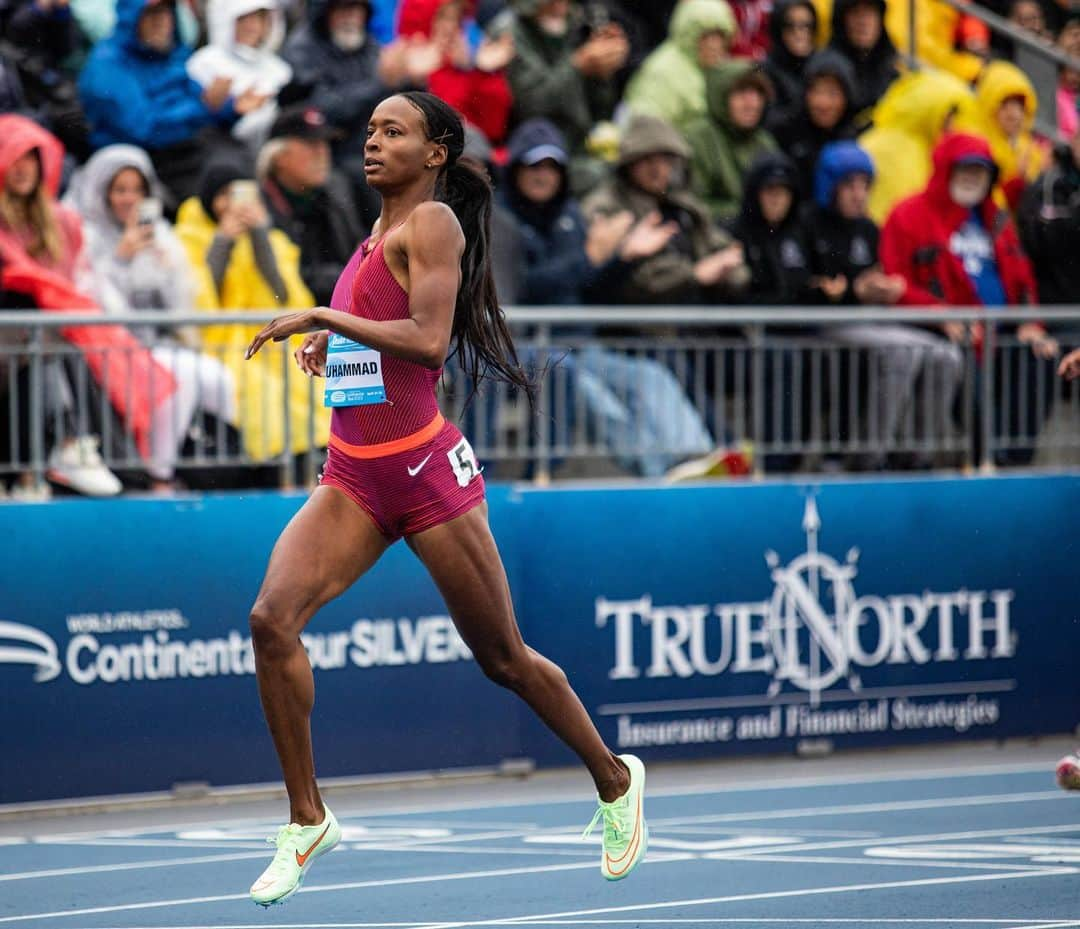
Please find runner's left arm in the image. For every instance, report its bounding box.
[245,202,464,369]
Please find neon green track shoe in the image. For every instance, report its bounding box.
[583,753,648,881]
[249,804,341,906]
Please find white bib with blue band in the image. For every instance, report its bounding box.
[323,333,386,407]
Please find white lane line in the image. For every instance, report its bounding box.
[651,791,1064,828]
[411,867,1077,929]
[85,922,1077,929]
[1000,924,1080,929]
[700,822,1080,858]
[0,850,277,883]
[695,853,1064,872]
[657,826,880,838]
[0,855,696,923]
[38,838,270,850]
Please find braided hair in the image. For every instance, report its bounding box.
[399,91,532,405]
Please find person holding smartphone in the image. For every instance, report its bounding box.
[67,144,239,491]
[175,158,330,464]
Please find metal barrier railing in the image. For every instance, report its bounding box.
[1,307,1079,492]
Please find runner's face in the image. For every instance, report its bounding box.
[364,97,445,191]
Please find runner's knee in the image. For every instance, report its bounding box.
[249,598,300,659]
[475,641,532,691]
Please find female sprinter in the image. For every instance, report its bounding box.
[242,92,647,907]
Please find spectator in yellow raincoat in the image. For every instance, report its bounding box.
[858,68,981,223]
[974,60,1050,210]
[176,158,330,462]
[810,0,984,84]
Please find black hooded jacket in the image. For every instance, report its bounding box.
[281,0,388,166]
[1018,143,1080,306]
[771,50,858,198]
[763,0,818,134]
[826,0,899,118]
[732,153,814,305]
[262,169,364,307]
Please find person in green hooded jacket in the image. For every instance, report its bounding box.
[685,60,779,223]
[623,0,737,133]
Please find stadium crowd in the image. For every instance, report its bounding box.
[0,0,1078,496]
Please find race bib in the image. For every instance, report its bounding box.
[323,334,386,407]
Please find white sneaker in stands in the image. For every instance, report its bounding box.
[47,436,122,497]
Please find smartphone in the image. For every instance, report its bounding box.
[230,180,259,206]
[136,197,161,227]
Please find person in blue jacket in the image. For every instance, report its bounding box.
[78,0,260,205]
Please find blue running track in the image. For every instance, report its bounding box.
[0,760,1077,929]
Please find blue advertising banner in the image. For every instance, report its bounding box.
[0,488,523,804]
[511,476,1080,767]
[1,475,1078,803]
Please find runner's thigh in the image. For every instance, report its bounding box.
[254,484,390,633]
[406,503,523,651]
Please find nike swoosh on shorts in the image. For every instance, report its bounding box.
[407,453,434,477]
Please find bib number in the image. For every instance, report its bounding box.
[447,437,481,488]
[323,334,386,407]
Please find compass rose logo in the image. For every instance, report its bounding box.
[764,495,863,705]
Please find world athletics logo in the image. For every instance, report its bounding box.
[596,495,1018,706]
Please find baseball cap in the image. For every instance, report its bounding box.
[954,153,996,171]
[519,144,567,166]
[269,105,342,142]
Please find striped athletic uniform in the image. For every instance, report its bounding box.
[318,235,485,540]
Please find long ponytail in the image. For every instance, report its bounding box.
[399,92,533,406]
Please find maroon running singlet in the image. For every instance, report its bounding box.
[318,235,485,540]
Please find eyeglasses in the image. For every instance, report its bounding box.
[783,19,815,31]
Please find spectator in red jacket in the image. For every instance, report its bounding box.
[393,0,515,144]
[881,131,1059,463]
[882,134,1041,315]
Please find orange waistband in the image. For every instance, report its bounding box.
[328,412,445,460]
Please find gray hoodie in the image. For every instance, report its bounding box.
[65,145,196,342]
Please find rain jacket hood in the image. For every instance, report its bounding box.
[204,0,286,59]
[66,144,163,232]
[399,0,476,37]
[0,113,64,198]
[923,131,999,222]
[617,113,692,170]
[802,49,856,115]
[740,151,801,226]
[769,0,817,64]
[306,0,372,38]
[114,0,186,57]
[814,139,874,208]
[830,0,895,60]
[974,60,1043,197]
[671,0,737,59]
[705,60,773,132]
[870,69,980,146]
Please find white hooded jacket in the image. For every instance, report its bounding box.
[64,145,197,343]
[186,0,292,149]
